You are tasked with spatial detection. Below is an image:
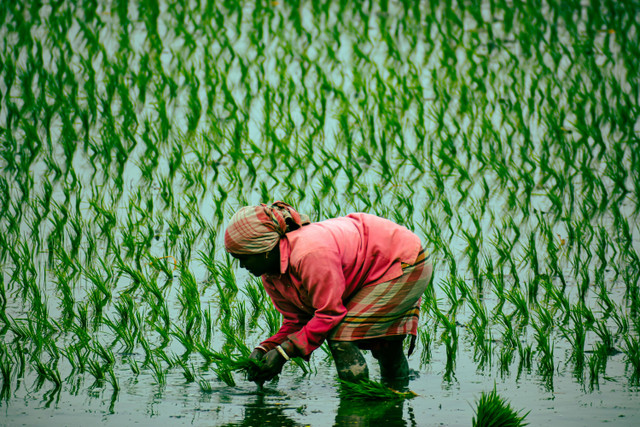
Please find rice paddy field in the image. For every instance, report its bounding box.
[1,0,639,425]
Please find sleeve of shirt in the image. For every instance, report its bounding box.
[258,279,311,352]
[286,248,348,357]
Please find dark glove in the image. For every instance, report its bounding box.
[252,347,288,383]
[246,348,266,382]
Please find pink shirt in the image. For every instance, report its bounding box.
[259,213,422,357]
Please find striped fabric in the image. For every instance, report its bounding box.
[328,251,432,343]
[224,201,310,254]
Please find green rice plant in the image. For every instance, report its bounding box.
[506,286,529,326]
[622,335,640,385]
[149,357,166,387]
[138,333,153,367]
[107,367,120,392]
[471,388,529,427]
[87,359,107,385]
[213,365,235,387]
[418,326,433,367]
[576,303,596,331]
[154,348,176,369]
[185,68,201,133]
[114,294,135,329]
[177,267,202,325]
[488,274,506,318]
[612,311,629,336]
[588,351,602,391]
[545,280,570,324]
[198,377,213,393]
[499,345,515,378]
[85,263,112,319]
[219,352,264,376]
[93,341,116,367]
[194,340,222,365]
[441,276,462,316]
[178,360,195,383]
[128,358,140,376]
[560,308,586,377]
[467,294,489,329]
[242,277,267,314]
[497,313,518,352]
[338,379,417,400]
[461,225,482,287]
[517,340,533,376]
[535,306,554,332]
[433,305,458,380]
[215,257,239,295]
[532,317,555,389]
[0,356,10,401]
[171,325,195,356]
[232,301,247,338]
[203,305,213,346]
[32,358,62,392]
[469,320,492,370]
[593,320,616,356]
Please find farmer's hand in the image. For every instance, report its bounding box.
[252,347,289,383]
[246,347,266,382]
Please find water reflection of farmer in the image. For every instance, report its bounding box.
[224,202,432,388]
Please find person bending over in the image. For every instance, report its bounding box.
[224,201,432,388]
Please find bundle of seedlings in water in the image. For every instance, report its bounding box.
[338,379,417,400]
[221,354,264,374]
[472,388,529,427]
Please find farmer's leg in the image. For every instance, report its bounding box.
[370,336,409,388]
[328,340,369,382]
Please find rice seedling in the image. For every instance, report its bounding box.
[532,317,555,390]
[87,359,107,386]
[213,365,236,387]
[32,358,62,394]
[432,304,458,381]
[506,286,529,327]
[593,319,617,356]
[107,367,120,393]
[171,325,195,357]
[338,379,417,401]
[93,341,116,367]
[198,377,213,393]
[242,277,267,314]
[149,357,166,387]
[128,358,140,376]
[471,388,529,427]
[177,359,195,384]
[177,267,202,330]
[264,305,283,337]
[232,301,247,338]
[517,340,533,377]
[588,351,603,391]
[622,335,640,386]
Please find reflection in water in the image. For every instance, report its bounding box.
[218,389,414,427]
[334,396,411,427]
[219,392,301,427]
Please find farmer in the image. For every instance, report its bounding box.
[224,201,432,387]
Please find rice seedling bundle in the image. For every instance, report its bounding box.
[338,379,417,401]
[472,388,529,427]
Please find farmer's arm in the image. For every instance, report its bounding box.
[257,294,310,352]
[285,248,348,357]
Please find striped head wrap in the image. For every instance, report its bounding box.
[224,201,310,255]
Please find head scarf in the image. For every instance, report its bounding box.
[224,201,310,255]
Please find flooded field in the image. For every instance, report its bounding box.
[1,0,639,425]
